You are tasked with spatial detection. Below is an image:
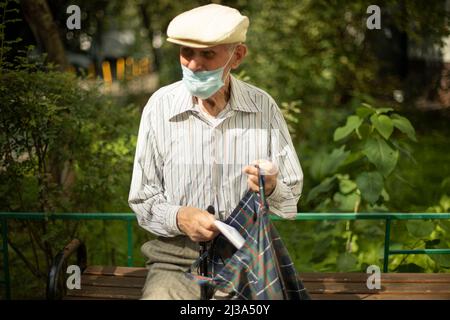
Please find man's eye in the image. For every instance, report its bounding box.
[181,48,194,57]
[202,51,215,59]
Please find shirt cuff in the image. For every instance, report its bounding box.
[165,205,184,236]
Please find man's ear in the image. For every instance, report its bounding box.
[231,44,247,69]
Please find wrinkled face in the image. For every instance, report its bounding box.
[179,43,246,73]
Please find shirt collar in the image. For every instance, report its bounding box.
[168,75,261,121]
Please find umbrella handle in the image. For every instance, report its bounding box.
[200,205,215,300]
[200,206,215,274]
[254,164,269,210]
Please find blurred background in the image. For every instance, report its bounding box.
[0,0,449,298]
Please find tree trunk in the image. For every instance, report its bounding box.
[20,0,68,70]
[139,3,160,72]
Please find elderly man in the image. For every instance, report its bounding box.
[128,3,303,300]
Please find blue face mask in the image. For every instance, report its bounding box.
[181,48,235,99]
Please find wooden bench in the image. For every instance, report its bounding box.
[63,265,450,300]
[48,239,450,300]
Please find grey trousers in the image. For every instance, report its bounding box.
[140,236,201,300]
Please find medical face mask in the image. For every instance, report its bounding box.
[181,48,235,99]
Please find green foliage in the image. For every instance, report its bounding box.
[428,195,450,214]
[0,0,20,69]
[287,102,447,275]
[363,137,399,177]
[355,171,383,204]
[1,17,140,295]
[334,116,364,141]
[0,58,137,213]
[307,103,416,212]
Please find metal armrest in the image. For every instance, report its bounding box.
[46,239,87,300]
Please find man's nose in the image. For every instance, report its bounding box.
[187,58,203,72]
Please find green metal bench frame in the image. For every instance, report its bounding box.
[1,211,450,299]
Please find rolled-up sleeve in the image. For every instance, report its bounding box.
[128,98,183,237]
[266,102,303,219]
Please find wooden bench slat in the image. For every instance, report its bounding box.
[300,272,450,283]
[83,266,147,278]
[64,296,121,300]
[310,293,450,300]
[305,282,450,294]
[67,285,142,300]
[83,267,450,283]
[81,275,145,288]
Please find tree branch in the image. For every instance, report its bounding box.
[7,236,46,279]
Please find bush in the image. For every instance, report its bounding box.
[0,47,141,297]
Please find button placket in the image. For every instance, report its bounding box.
[211,126,223,220]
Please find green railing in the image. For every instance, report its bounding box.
[0,212,135,300]
[1,211,450,299]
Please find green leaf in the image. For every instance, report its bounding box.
[370,114,394,140]
[307,176,337,203]
[381,188,390,201]
[440,195,450,212]
[438,221,450,233]
[333,192,360,211]
[363,137,399,177]
[442,177,450,189]
[356,172,384,204]
[337,253,358,271]
[314,198,332,212]
[391,114,417,142]
[431,254,450,268]
[375,107,394,114]
[340,150,365,167]
[356,106,375,119]
[427,240,450,267]
[356,123,372,140]
[311,236,333,262]
[333,115,363,141]
[309,146,350,180]
[425,239,440,248]
[361,102,374,109]
[339,178,357,194]
[406,220,435,238]
[396,263,425,273]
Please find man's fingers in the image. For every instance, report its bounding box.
[248,174,259,186]
[247,179,259,192]
[194,227,218,242]
[243,165,258,176]
[250,159,279,175]
[199,226,215,239]
[199,211,218,231]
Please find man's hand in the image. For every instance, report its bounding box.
[243,160,278,196]
[176,206,220,242]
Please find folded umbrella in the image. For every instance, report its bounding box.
[186,167,310,300]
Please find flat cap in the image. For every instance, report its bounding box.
[167,4,249,48]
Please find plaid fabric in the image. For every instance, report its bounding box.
[186,189,310,300]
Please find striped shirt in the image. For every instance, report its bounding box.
[128,75,303,237]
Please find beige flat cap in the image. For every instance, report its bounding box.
[167,4,249,48]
